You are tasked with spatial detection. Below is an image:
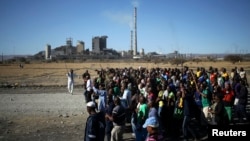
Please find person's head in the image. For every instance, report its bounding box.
[146,85,152,93]
[143,117,159,134]
[139,95,146,104]
[214,93,223,103]
[224,82,231,90]
[222,67,226,73]
[139,83,145,89]
[113,96,121,106]
[197,67,200,71]
[201,81,207,89]
[120,82,127,92]
[99,83,105,90]
[108,87,114,96]
[86,101,96,114]
[240,67,244,72]
[157,84,162,91]
[209,66,213,72]
[147,99,155,108]
[176,90,182,98]
[70,69,73,73]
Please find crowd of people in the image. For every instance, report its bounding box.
[79,65,248,141]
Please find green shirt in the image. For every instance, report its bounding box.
[137,103,148,123]
[201,89,210,107]
[113,86,120,97]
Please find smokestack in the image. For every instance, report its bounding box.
[133,7,137,56]
[131,30,133,55]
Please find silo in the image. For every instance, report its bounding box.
[45,44,51,60]
[77,41,85,54]
[140,48,144,56]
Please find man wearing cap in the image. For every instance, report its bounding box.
[84,101,105,141]
[143,117,163,141]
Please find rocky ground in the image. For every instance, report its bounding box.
[0,87,135,141]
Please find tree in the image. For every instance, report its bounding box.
[170,58,187,66]
[192,58,201,64]
[224,54,243,64]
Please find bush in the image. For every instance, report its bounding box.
[170,58,187,66]
[224,54,243,64]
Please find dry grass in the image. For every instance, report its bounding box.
[0,61,249,86]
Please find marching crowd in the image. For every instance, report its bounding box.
[74,65,249,141]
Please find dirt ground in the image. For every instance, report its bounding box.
[0,88,84,141]
[0,87,135,141]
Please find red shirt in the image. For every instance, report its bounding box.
[210,73,217,84]
[222,89,234,105]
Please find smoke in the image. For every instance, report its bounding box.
[131,0,140,30]
[131,0,140,7]
[102,0,140,30]
[103,11,133,29]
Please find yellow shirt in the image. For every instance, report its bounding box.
[222,72,229,78]
[158,90,164,107]
[196,71,201,77]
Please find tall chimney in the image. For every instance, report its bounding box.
[131,30,133,55]
[133,7,137,56]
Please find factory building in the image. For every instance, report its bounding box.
[92,36,108,54]
[65,38,73,55]
[76,41,85,54]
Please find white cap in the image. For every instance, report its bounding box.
[86,101,96,108]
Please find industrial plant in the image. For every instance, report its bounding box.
[37,6,149,61]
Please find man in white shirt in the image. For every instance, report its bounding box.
[66,69,75,95]
[121,82,132,123]
[121,83,132,108]
[85,75,93,102]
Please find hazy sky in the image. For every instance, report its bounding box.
[0,0,249,55]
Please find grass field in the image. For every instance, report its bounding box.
[0,61,249,87]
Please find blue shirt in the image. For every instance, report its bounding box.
[84,113,105,141]
[148,107,158,118]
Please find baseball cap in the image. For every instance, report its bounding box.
[86,101,96,108]
[143,117,159,128]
